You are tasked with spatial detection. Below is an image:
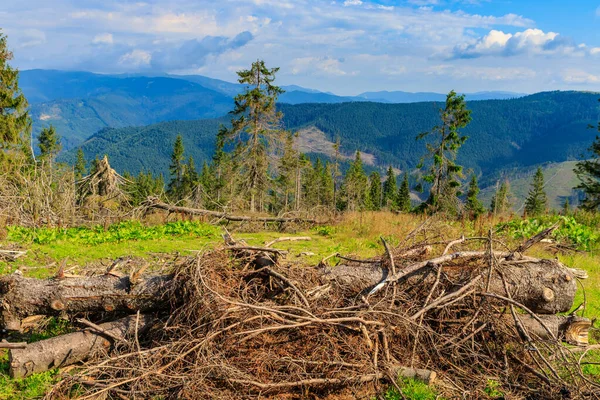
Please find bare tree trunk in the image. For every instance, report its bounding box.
[9,315,155,378]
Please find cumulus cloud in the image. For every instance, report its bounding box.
[92,33,113,45]
[451,29,586,58]
[343,0,363,6]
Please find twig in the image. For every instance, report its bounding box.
[264,236,311,248]
[77,318,128,344]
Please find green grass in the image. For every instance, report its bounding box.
[383,378,439,400]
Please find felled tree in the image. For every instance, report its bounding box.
[464,174,485,219]
[382,166,397,210]
[575,114,600,210]
[0,30,31,155]
[397,173,411,213]
[524,167,548,217]
[221,60,284,213]
[417,91,472,214]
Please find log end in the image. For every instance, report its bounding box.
[564,317,591,346]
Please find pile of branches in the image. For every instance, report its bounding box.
[2,229,599,399]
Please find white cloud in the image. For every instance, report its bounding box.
[92,33,113,45]
[119,49,152,67]
[451,28,587,58]
[343,0,363,6]
[426,64,536,81]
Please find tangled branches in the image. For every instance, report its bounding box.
[48,235,599,399]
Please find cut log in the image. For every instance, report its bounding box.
[511,315,591,346]
[144,197,325,224]
[9,314,155,378]
[323,256,577,314]
[0,272,173,330]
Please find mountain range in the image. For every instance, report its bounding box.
[20,70,526,149]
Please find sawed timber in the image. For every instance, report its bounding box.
[9,314,155,378]
[0,272,173,330]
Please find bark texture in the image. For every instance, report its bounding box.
[9,314,155,378]
[323,257,577,314]
[0,273,174,330]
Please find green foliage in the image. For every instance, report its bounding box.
[368,171,382,211]
[74,148,86,179]
[524,166,548,217]
[340,151,369,211]
[397,173,411,213]
[382,166,398,209]
[128,170,165,206]
[7,220,220,246]
[37,124,61,159]
[497,215,600,251]
[312,225,336,237]
[28,317,72,342]
[0,354,59,400]
[0,29,31,151]
[465,174,485,218]
[220,60,283,212]
[168,134,186,199]
[575,108,600,210]
[417,90,472,214]
[383,378,438,400]
[483,379,504,398]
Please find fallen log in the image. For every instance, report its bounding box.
[9,314,155,378]
[0,272,173,330]
[144,197,325,224]
[517,315,591,346]
[324,254,578,314]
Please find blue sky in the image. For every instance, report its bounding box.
[1,0,600,95]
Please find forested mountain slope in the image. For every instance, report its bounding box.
[21,70,530,149]
[62,92,600,189]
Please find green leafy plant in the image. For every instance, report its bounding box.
[383,378,438,400]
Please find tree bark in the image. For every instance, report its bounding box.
[144,197,323,224]
[323,256,577,314]
[9,314,155,378]
[515,315,591,346]
[0,272,173,330]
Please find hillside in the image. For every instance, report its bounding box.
[61,91,600,209]
[21,70,530,149]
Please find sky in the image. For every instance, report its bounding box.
[1,0,600,95]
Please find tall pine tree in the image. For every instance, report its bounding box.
[465,174,485,218]
[524,167,548,217]
[368,171,382,211]
[417,90,472,214]
[0,30,31,154]
[382,166,397,210]
[397,174,411,213]
[575,111,600,210]
[341,151,368,211]
[490,180,513,216]
[74,148,87,180]
[38,125,61,160]
[168,135,186,199]
[220,60,283,212]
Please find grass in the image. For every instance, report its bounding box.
[1,211,600,398]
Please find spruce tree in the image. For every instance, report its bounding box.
[417,90,472,214]
[220,60,283,212]
[397,173,411,213]
[369,171,382,211]
[490,180,513,216]
[341,151,368,211]
[382,166,397,209]
[574,114,600,210]
[0,30,31,152]
[524,167,548,217]
[37,125,61,160]
[168,135,185,199]
[277,132,299,211]
[182,156,198,197]
[465,174,485,218]
[562,198,571,215]
[74,148,87,180]
[322,162,335,209]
